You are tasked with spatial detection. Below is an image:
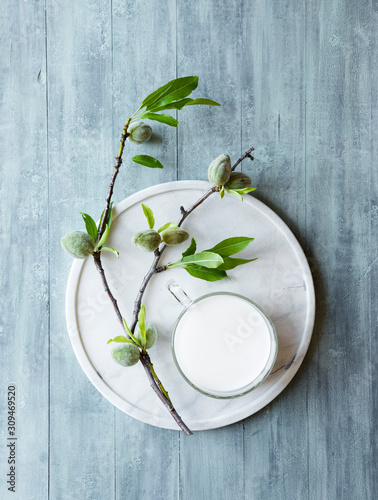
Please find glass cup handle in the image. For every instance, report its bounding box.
[166,280,193,308]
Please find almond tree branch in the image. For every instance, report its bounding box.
[97,118,132,242]
[130,146,255,325]
[93,143,254,436]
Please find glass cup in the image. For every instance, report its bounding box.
[167,280,278,399]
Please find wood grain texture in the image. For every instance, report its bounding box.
[46,1,115,499]
[0,0,377,498]
[305,1,376,498]
[0,1,49,499]
[241,2,309,499]
[176,2,245,499]
[112,1,179,499]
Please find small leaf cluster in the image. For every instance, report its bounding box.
[61,205,118,259]
[80,204,119,256]
[167,236,257,281]
[133,76,220,128]
[108,305,157,367]
[131,204,189,252]
[128,77,220,171]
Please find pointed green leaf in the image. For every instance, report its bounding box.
[206,237,254,257]
[101,246,119,258]
[234,187,257,194]
[169,251,223,269]
[140,76,199,111]
[122,318,142,348]
[149,97,221,113]
[226,188,244,201]
[141,204,155,229]
[181,238,197,258]
[97,223,110,248]
[81,212,98,241]
[131,155,164,169]
[184,98,221,107]
[107,336,133,344]
[217,256,257,271]
[158,222,178,233]
[97,202,114,233]
[219,186,225,199]
[140,112,178,127]
[122,318,131,335]
[138,305,147,347]
[106,202,114,228]
[149,98,193,112]
[185,265,228,282]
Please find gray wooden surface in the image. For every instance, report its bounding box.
[0,0,377,499]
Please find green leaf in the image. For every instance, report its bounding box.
[181,238,197,258]
[81,213,98,241]
[140,76,199,111]
[226,188,243,201]
[185,265,228,282]
[149,98,193,112]
[107,336,133,344]
[97,223,110,248]
[158,222,178,233]
[219,186,225,200]
[141,204,155,229]
[97,202,114,233]
[138,305,147,347]
[122,318,142,348]
[140,112,178,127]
[226,187,257,200]
[184,98,221,107]
[131,155,164,169]
[101,246,119,258]
[217,256,257,271]
[206,237,254,257]
[106,202,114,228]
[149,97,221,113]
[234,187,257,194]
[169,251,224,269]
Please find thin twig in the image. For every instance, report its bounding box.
[93,251,192,435]
[97,118,131,242]
[231,146,254,172]
[130,146,255,324]
[93,144,254,435]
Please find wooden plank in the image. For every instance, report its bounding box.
[305,0,375,498]
[370,4,378,499]
[46,1,116,499]
[0,1,49,498]
[241,1,308,498]
[111,1,179,499]
[176,2,245,498]
[177,1,242,182]
[112,0,179,196]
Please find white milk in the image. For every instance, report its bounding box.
[173,294,275,396]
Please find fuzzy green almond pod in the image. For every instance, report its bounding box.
[135,322,158,349]
[225,172,252,189]
[208,154,232,186]
[111,344,140,367]
[132,229,161,252]
[162,228,189,246]
[61,231,95,259]
[127,121,152,144]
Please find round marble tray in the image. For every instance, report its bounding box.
[65,181,315,431]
